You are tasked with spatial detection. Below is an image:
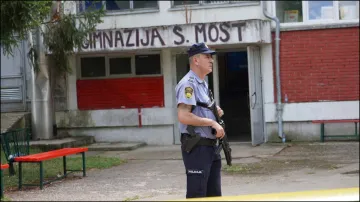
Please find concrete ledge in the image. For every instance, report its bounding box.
[87,142,147,151]
[29,136,95,151]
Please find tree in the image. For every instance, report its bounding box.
[1,0,105,73]
[1,1,105,140]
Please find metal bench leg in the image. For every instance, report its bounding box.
[40,162,44,190]
[18,162,22,190]
[63,156,67,177]
[1,169,4,198]
[320,123,325,142]
[82,152,86,177]
[355,123,358,137]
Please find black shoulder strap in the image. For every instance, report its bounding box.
[191,88,214,111]
[191,101,210,112]
[196,101,209,108]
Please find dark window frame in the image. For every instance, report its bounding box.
[78,0,159,13]
[78,53,162,79]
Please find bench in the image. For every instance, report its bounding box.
[14,147,88,190]
[312,119,359,142]
[1,164,9,198]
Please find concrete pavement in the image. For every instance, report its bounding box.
[4,142,359,201]
[95,142,286,160]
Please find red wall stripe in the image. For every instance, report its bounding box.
[77,77,164,110]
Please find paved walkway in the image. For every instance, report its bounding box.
[4,142,359,201]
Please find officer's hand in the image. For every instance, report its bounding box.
[212,121,225,139]
[217,106,224,117]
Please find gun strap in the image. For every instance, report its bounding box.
[196,101,209,109]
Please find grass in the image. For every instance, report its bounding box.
[123,195,140,201]
[222,163,262,174]
[222,158,340,175]
[1,147,126,191]
[0,196,12,201]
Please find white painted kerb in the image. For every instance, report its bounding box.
[265,101,360,122]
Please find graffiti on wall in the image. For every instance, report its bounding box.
[80,20,270,51]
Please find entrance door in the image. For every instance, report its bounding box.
[218,50,251,142]
[247,46,265,146]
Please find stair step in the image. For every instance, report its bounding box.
[87,142,147,151]
[29,136,95,151]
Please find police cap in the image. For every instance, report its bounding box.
[187,42,216,58]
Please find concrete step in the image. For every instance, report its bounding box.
[1,112,30,133]
[87,142,147,151]
[29,136,95,151]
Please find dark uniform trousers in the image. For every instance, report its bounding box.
[181,143,222,198]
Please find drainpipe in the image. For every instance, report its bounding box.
[262,1,285,143]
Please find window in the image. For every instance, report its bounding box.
[172,0,254,7]
[81,57,106,78]
[106,0,130,10]
[276,1,303,23]
[79,1,103,12]
[79,0,158,12]
[135,55,161,75]
[109,57,132,75]
[173,1,199,6]
[79,54,161,78]
[275,1,359,24]
[133,1,158,9]
[339,1,359,20]
[308,1,334,20]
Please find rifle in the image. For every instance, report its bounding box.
[199,89,232,166]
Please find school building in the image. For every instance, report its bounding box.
[1,1,359,145]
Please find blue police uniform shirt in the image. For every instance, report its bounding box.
[175,70,216,139]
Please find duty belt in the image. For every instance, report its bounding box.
[181,133,216,146]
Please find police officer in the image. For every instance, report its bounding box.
[175,42,225,198]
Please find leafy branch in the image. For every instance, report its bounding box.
[1,1,52,56]
[1,1,105,74]
[43,2,105,73]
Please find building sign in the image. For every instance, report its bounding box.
[80,20,270,52]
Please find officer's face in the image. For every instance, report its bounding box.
[196,53,214,74]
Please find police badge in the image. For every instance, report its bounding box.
[185,87,193,99]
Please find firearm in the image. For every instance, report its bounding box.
[207,90,232,166]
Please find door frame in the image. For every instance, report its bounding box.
[247,45,265,146]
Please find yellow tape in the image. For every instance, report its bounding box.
[171,187,359,201]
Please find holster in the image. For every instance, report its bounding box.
[181,133,217,153]
[181,133,201,153]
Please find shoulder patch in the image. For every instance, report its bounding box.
[185,87,194,99]
[188,76,195,83]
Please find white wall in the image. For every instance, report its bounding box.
[265,101,360,122]
[94,1,264,30]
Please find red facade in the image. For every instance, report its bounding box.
[77,77,164,110]
[272,27,359,103]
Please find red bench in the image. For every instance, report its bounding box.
[312,119,359,142]
[1,164,9,198]
[14,147,88,190]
